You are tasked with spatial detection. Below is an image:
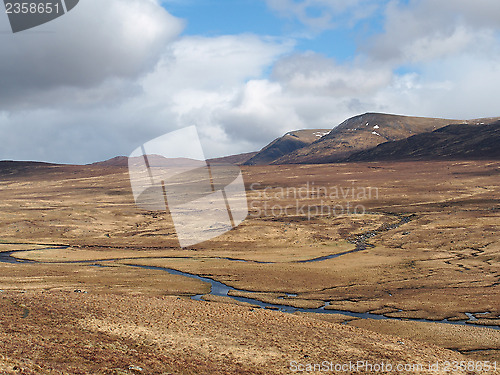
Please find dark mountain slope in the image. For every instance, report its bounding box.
[345,121,500,162]
[244,129,330,165]
[273,113,500,164]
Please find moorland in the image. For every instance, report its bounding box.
[0,158,498,374]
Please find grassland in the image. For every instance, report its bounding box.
[0,160,498,373]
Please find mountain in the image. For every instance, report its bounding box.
[244,129,330,165]
[345,121,500,162]
[90,156,129,167]
[0,160,58,177]
[207,152,258,165]
[272,113,500,164]
[93,152,258,168]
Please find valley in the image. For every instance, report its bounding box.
[0,159,499,373]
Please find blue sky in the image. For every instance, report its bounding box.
[162,0,384,62]
[1,0,500,163]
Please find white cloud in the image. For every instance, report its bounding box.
[264,0,382,31]
[136,35,296,157]
[1,0,500,164]
[0,0,183,109]
[141,34,294,102]
[215,79,303,144]
[0,32,296,163]
[376,55,500,119]
[367,0,500,63]
[355,0,500,119]
[272,52,392,96]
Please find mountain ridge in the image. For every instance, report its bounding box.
[345,121,500,162]
[244,129,330,165]
[272,113,500,164]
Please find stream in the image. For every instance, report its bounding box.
[125,263,500,330]
[0,246,498,330]
[1,214,498,330]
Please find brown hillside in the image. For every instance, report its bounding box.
[273,113,500,164]
[346,121,500,162]
[208,151,258,165]
[244,129,330,165]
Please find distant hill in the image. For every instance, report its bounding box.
[93,152,258,168]
[0,160,58,177]
[90,156,128,167]
[0,160,129,180]
[208,152,258,165]
[272,113,500,164]
[244,129,330,166]
[345,121,500,162]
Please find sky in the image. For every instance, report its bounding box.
[1,0,500,163]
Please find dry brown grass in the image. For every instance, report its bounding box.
[0,291,483,374]
[0,160,499,372]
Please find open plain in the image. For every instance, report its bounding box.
[0,160,499,374]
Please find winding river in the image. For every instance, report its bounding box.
[0,244,498,331]
[1,215,498,329]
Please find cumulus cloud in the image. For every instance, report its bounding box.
[0,31,295,163]
[356,0,500,119]
[374,54,500,119]
[366,0,500,63]
[141,35,294,100]
[1,0,499,164]
[272,52,392,96]
[0,0,183,109]
[137,35,296,157]
[264,0,382,31]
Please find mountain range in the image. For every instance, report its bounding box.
[243,113,500,165]
[6,112,497,169]
[345,121,500,162]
